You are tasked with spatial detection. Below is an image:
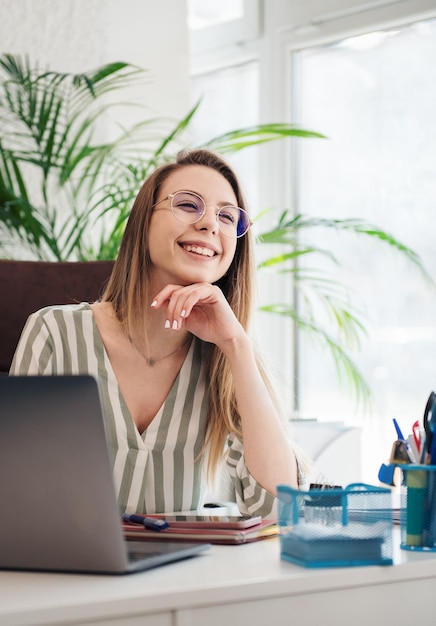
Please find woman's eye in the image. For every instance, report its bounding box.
[178,201,201,212]
[218,209,237,224]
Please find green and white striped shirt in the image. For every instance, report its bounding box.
[10,303,276,517]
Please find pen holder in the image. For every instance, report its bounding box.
[277,483,393,568]
[399,464,436,551]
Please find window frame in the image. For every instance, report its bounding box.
[188,0,261,56]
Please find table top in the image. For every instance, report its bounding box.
[2,531,436,626]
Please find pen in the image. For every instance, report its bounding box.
[392,418,416,463]
[393,418,405,441]
[122,514,169,531]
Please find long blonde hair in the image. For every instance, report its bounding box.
[102,149,304,480]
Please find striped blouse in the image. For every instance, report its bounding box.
[10,303,276,517]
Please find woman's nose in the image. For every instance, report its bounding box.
[195,205,219,233]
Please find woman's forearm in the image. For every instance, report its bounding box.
[220,334,299,494]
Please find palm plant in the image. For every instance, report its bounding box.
[0,54,202,260]
[0,53,322,260]
[257,212,431,406]
[0,53,430,403]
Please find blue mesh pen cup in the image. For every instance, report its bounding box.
[400,465,436,551]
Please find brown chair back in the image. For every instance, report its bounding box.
[0,260,115,373]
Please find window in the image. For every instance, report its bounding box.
[187,0,260,55]
[187,0,244,30]
[188,1,436,482]
[293,17,436,477]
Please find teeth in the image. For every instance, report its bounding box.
[183,244,214,257]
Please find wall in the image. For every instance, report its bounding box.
[0,0,189,119]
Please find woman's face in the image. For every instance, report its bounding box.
[148,165,239,288]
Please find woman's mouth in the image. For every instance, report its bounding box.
[180,243,216,258]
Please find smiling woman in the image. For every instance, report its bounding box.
[10,148,310,519]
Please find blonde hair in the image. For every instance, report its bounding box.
[102,149,307,481]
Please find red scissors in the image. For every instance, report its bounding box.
[412,419,421,453]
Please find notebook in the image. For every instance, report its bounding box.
[0,375,209,574]
[123,515,278,544]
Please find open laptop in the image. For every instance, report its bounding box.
[0,375,209,574]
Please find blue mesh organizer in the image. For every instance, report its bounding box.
[278,483,393,568]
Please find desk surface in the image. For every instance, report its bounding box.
[2,530,436,626]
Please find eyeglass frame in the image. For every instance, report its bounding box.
[152,190,252,238]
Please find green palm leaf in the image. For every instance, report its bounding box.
[256,207,432,406]
[260,301,371,406]
[201,124,326,153]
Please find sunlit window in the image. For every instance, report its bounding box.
[294,18,436,478]
[187,0,259,54]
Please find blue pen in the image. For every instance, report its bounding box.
[393,418,416,463]
[122,514,169,531]
[393,418,405,441]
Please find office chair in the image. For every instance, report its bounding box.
[0,260,114,373]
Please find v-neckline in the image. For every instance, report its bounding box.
[86,303,195,441]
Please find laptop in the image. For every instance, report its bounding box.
[0,375,209,574]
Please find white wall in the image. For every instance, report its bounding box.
[0,0,189,119]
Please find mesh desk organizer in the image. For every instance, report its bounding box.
[278,483,393,567]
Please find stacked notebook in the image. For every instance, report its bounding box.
[123,514,278,545]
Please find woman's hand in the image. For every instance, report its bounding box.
[151,283,244,348]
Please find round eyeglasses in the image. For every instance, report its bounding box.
[153,190,252,238]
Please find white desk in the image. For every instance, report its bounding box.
[1,531,436,626]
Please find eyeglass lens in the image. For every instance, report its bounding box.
[171,191,250,237]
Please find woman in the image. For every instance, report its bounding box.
[10,149,307,517]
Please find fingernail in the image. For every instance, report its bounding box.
[180,309,186,318]
[172,320,178,330]
[151,300,157,307]
[165,320,171,329]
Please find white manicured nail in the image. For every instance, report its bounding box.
[172,320,178,330]
[151,300,157,307]
[180,309,186,318]
[165,320,171,329]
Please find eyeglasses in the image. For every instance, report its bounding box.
[153,190,252,238]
